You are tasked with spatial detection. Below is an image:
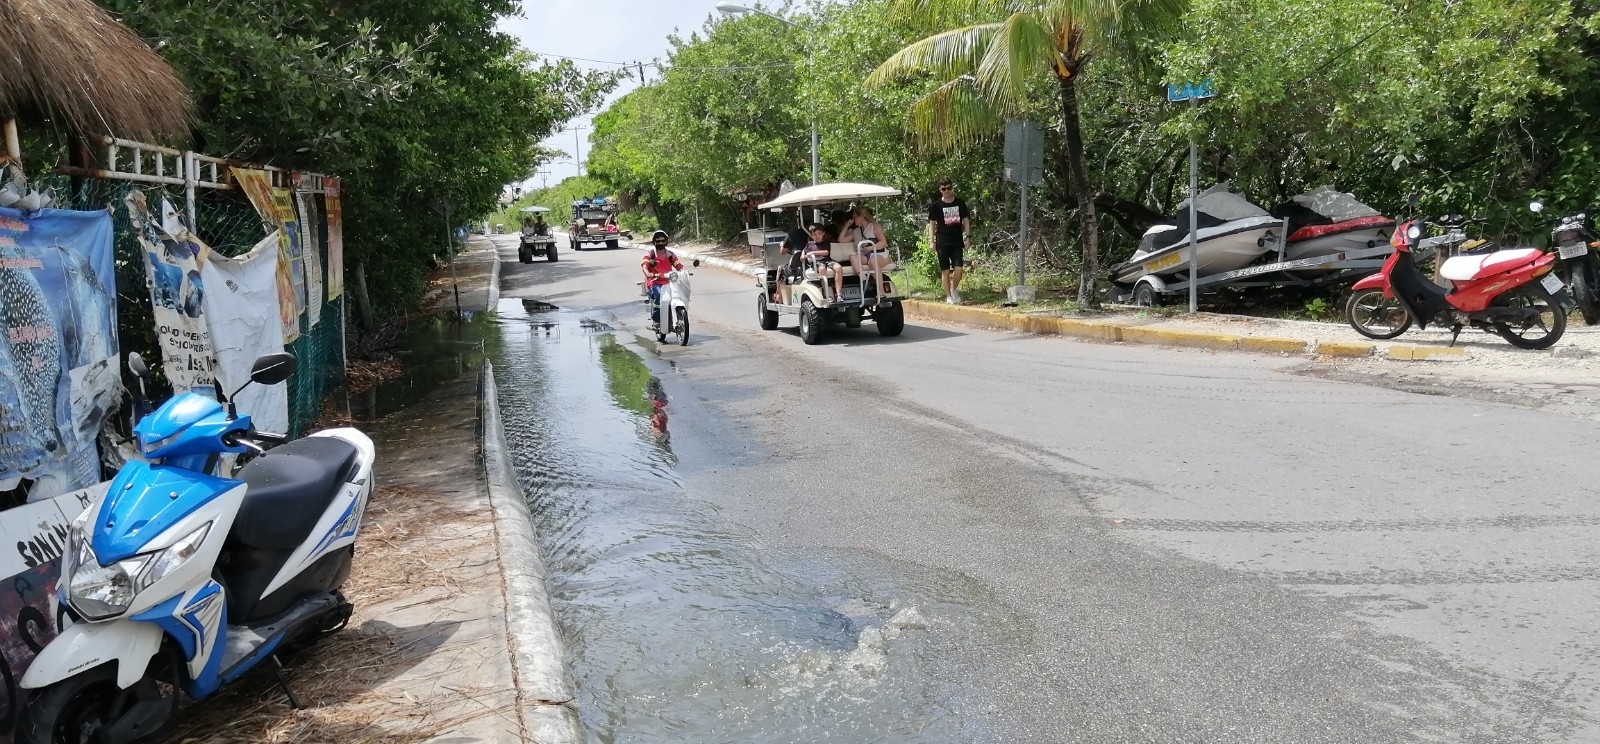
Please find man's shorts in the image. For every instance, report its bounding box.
[937,244,965,270]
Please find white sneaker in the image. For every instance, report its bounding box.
[951,291,962,304]
[944,294,954,304]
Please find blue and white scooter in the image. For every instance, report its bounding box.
[18,351,375,744]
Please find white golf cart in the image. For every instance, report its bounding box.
[752,182,908,344]
[518,206,558,263]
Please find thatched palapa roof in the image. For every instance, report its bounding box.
[0,0,192,144]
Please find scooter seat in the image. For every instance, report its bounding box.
[232,437,359,550]
[1439,248,1542,281]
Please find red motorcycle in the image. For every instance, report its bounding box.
[1345,217,1573,349]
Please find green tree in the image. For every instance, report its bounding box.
[865,0,1186,306]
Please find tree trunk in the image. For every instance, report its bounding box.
[1056,75,1101,308]
[353,260,375,331]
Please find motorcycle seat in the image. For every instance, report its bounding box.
[1439,248,1542,281]
[231,437,360,550]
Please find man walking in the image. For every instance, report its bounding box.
[927,179,971,304]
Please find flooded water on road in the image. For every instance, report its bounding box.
[490,298,1016,743]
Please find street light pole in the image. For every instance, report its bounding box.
[715,2,818,186]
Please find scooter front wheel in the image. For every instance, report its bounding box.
[1345,288,1412,340]
[675,307,689,346]
[18,651,179,744]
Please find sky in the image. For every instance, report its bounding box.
[497,1,729,194]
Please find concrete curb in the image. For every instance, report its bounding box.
[479,364,583,742]
[488,240,502,310]
[640,244,763,279]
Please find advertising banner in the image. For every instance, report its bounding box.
[232,168,302,343]
[325,178,344,300]
[271,188,306,326]
[126,192,216,397]
[293,190,324,328]
[0,207,121,500]
[201,232,290,435]
[0,485,101,738]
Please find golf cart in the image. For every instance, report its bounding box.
[753,182,908,344]
[570,197,630,250]
[518,206,558,262]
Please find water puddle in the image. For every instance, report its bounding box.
[490,298,1013,743]
[334,311,497,421]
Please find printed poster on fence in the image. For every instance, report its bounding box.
[271,187,306,323]
[232,168,301,343]
[293,188,323,328]
[0,484,102,732]
[201,232,289,435]
[126,191,218,396]
[0,206,122,501]
[325,178,343,300]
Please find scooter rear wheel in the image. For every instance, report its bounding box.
[1345,288,1412,340]
[1571,266,1598,325]
[1493,284,1566,349]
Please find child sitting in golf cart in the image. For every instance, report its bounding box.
[776,226,843,303]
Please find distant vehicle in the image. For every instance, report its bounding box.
[569,197,630,250]
[518,206,558,263]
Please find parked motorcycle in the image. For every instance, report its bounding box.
[1345,217,1573,349]
[19,351,375,744]
[647,259,698,346]
[1530,201,1600,325]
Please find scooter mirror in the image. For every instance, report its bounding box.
[1407,193,1420,209]
[249,352,297,386]
[127,352,149,379]
[1530,201,1544,213]
[692,259,701,267]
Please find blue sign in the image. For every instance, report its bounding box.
[1167,80,1217,102]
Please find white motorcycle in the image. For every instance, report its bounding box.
[19,351,375,743]
[644,259,698,346]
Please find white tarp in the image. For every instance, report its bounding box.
[1289,185,1381,222]
[1177,182,1271,221]
[201,231,289,435]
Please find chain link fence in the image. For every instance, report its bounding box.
[48,173,345,438]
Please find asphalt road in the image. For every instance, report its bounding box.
[497,234,1600,743]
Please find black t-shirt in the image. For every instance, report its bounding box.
[928,198,971,249]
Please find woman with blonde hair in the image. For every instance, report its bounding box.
[841,206,891,291]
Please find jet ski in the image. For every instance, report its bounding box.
[1110,183,1281,285]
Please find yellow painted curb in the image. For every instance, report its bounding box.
[1121,326,1240,351]
[1386,345,1469,361]
[1316,341,1375,357]
[1238,336,1310,354]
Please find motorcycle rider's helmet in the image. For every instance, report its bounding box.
[650,230,669,246]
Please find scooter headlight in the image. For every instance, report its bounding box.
[67,535,150,621]
[65,521,211,621]
[1406,223,1423,241]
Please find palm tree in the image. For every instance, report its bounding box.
[866,0,1184,306]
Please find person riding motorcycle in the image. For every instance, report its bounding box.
[642,230,683,330]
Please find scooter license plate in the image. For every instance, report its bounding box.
[1559,243,1589,260]
[1540,273,1566,295]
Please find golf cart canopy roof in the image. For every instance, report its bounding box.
[519,206,550,213]
[758,182,902,210]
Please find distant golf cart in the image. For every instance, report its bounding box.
[518,206,557,263]
[752,182,908,344]
[569,197,630,250]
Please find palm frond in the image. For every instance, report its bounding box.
[976,12,1060,106]
[864,23,1003,88]
[908,75,1005,150]
[886,0,1021,29]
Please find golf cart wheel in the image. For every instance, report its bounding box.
[1345,288,1412,340]
[1494,283,1566,349]
[799,298,825,345]
[547,243,558,262]
[570,239,579,251]
[519,247,532,264]
[1132,283,1161,308]
[876,303,905,337]
[675,307,690,346]
[1571,267,1598,325]
[607,239,620,250]
[758,293,779,330]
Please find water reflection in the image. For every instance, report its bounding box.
[490,297,1004,743]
